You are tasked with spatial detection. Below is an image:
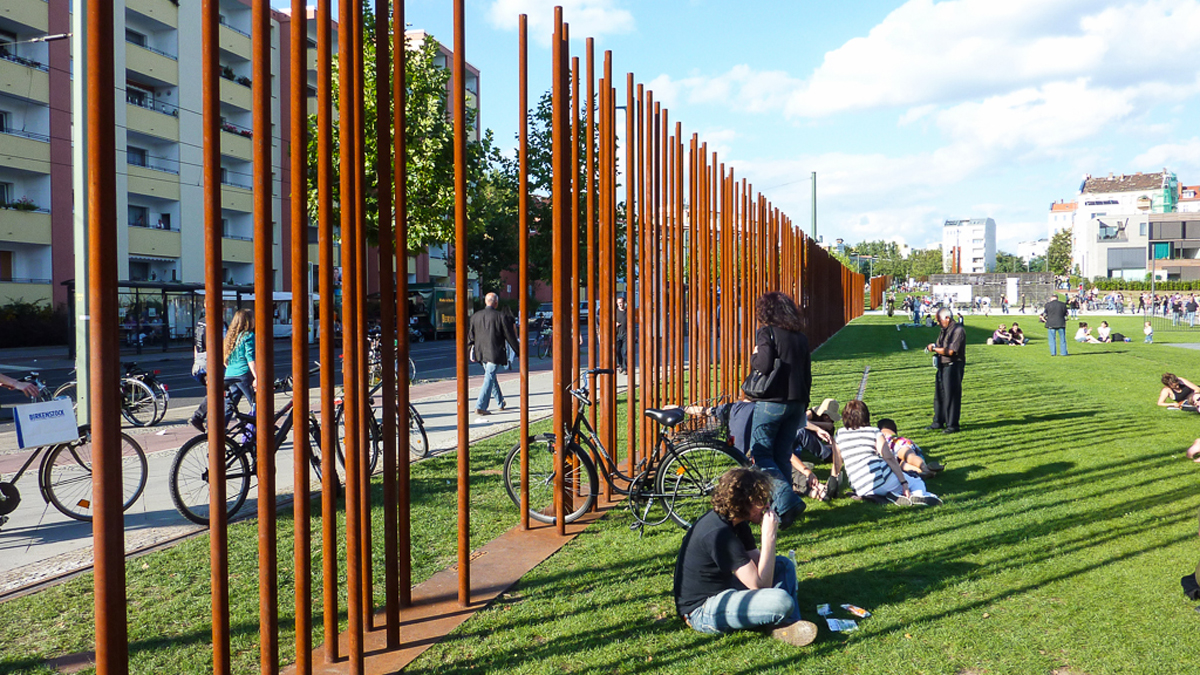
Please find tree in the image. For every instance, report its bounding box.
[909,248,944,278]
[465,137,520,294]
[851,240,908,278]
[1047,228,1072,275]
[1027,255,1047,273]
[994,250,1024,273]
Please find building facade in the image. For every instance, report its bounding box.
[942,218,996,274]
[1069,171,1180,280]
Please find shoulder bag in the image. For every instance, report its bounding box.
[741,327,781,399]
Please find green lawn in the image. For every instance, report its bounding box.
[2,312,1199,675]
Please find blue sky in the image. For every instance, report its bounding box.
[278,0,1200,253]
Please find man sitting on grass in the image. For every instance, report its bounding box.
[673,466,819,646]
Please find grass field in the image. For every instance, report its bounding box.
[3,312,1200,675]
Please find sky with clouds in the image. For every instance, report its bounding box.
[283,0,1200,252]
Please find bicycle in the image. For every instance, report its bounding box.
[53,370,161,427]
[530,317,552,359]
[366,328,418,386]
[168,378,328,525]
[0,373,148,525]
[502,368,747,530]
[333,380,431,477]
[122,362,169,425]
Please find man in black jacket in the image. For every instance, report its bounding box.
[1040,294,1069,356]
[468,293,520,416]
[926,307,966,433]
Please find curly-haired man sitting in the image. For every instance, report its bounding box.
[672,466,819,645]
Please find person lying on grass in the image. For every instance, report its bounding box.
[834,400,941,506]
[876,418,944,478]
[1158,372,1200,409]
[673,466,819,646]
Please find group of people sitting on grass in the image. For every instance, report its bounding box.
[988,323,1027,346]
[1074,320,1132,344]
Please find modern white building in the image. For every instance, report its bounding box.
[1071,171,1179,280]
[1047,200,1077,239]
[1017,238,1049,263]
[1179,184,1200,213]
[942,218,996,273]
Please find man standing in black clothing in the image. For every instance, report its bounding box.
[1039,294,1069,356]
[615,296,628,374]
[468,293,520,417]
[926,307,966,434]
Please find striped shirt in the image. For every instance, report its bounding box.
[835,426,902,497]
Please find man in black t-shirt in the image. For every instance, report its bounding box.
[673,467,818,646]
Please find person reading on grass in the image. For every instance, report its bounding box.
[1158,372,1200,410]
[673,466,819,646]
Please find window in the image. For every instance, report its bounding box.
[1140,222,1147,237]
[0,182,11,205]
[129,205,149,227]
[127,146,147,167]
[125,29,147,47]
[0,251,12,281]
[0,110,8,133]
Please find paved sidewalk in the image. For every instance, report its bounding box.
[0,366,626,595]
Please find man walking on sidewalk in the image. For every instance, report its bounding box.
[468,292,520,417]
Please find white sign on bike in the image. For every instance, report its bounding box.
[13,399,79,449]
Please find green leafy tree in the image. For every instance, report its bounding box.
[1047,228,1073,275]
[909,247,945,278]
[994,250,1024,273]
[465,137,520,294]
[1027,255,1047,273]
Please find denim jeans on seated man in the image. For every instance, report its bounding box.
[749,400,806,526]
[475,361,505,412]
[687,556,801,634]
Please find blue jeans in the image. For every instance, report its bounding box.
[749,400,805,522]
[1047,328,1068,356]
[687,556,801,633]
[474,361,505,411]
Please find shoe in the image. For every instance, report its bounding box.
[911,494,943,506]
[498,402,507,411]
[925,460,945,472]
[925,424,943,431]
[189,415,206,433]
[771,620,818,647]
[475,408,490,416]
[893,494,914,506]
[823,475,839,501]
[943,427,959,434]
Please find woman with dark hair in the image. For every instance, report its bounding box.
[834,400,939,505]
[744,291,811,528]
[1159,372,1200,409]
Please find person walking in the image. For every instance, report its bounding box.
[744,292,811,528]
[467,292,520,417]
[615,296,628,374]
[926,307,966,434]
[1040,294,1069,357]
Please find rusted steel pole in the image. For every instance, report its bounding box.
[595,68,609,482]
[337,0,364,667]
[517,14,530,531]
[634,84,647,466]
[603,73,616,467]
[87,0,127,671]
[316,0,338,661]
[374,0,399,646]
[287,0,311,669]
[453,0,472,598]
[251,0,278,670]
[673,124,684,406]
[623,73,635,474]
[585,40,597,442]
[651,101,662,434]
[687,136,696,404]
[393,0,412,608]
[571,56,581,406]
[201,0,231,671]
[551,9,568,535]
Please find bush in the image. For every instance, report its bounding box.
[0,300,69,348]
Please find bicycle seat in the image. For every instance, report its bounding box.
[643,407,685,428]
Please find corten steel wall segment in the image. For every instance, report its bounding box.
[453,0,472,602]
[337,0,365,668]
[287,0,312,669]
[551,11,568,534]
[571,56,581,408]
[353,3,374,632]
[86,0,128,672]
[518,14,530,531]
[202,0,232,672]
[316,0,338,661]
[394,0,413,608]
[374,0,400,647]
[252,0,280,669]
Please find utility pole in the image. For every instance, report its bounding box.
[72,3,89,424]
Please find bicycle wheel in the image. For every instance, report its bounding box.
[656,442,746,529]
[334,405,382,476]
[503,434,598,525]
[409,358,417,383]
[120,378,159,427]
[52,381,78,415]
[169,435,251,526]
[407,405,430,461]
[149,380,169,425]
[41,430,148,521]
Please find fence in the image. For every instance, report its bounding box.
[78,2,864,674]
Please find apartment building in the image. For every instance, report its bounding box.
[0,2,477,326]
[1070,170,1178,279]
[942,218,996,274]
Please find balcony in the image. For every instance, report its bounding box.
[128,224,182,259]
[126,0,178,29]
[220,77,252,111]
[219,24,251,60]
[220,123,253,160]
[221,183,252,213]
[0,207,51,245]
[125,42,178,85]
[0,280,52,305]
[0,52,50,102]
[0,0,49,33]
[127,163,181,201]
[222,236,253,263]
[0,128,51,174]
[126,99,180,142]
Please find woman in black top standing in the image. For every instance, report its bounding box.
[745,292,812,528]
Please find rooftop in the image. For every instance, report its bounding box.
[1050,201,1077,212]
[1082,170,1172,194]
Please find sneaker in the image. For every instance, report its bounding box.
[925,460,945,472]
[189,415,206,433]
[498,402,507,411]
[893,494,914,506]
[925,423,943,431]
[475,409,490,416]
[911,494,943,506]
[771,620,818,647]
[823,475,839,501]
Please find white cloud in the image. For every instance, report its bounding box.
[1134,138,1200,177]
[486,0,634,46]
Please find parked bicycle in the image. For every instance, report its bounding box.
[168,378,328,525]
[333,380,431,477]
[531,317,553,359]
[502,368,746,530]
[0,373,148,526]
[53,368,161,427]
[366,328,418,386]
[122,362,169,425]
